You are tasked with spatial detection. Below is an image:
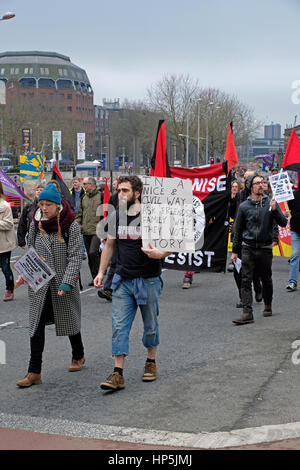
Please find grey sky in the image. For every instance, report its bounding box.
[1,0,300,134]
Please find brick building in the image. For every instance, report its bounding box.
[0,51,95,160]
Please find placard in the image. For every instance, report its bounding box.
[269,170,294,203]
[141,176,195,252]
[14,248,55,292]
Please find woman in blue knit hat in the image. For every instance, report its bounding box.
[16,184,85,388]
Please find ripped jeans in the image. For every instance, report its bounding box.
[0,251,14,292]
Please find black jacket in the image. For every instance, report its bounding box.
[232,195,287,253]
[17,200,38,247]
[288,189,300,234]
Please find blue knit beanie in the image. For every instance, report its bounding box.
[38,184,61,205]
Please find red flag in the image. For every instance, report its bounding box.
[103,179,110,219]
[150,120,170,177]
[282,128,300,174]
[52,162,75,210]
[224,124,238,174]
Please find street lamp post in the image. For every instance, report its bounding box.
[196,99,201,166]
[205,102,220,164]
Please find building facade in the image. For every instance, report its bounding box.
[0,51,95,160]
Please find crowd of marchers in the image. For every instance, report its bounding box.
[0,168,299,389]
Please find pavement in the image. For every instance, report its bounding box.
[1,250,300,452]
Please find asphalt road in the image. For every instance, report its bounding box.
[1,247,300,449]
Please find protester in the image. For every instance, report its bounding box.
[17,183,45,249]
[286,182,300,291]
[70,176,87,260]
[231,174,287,324]
[97,180,119,302]
[0,181,17,301]
[16,184,85,388]
[75,177,103,285]
[94,175,170,391]
[70,177,85,214]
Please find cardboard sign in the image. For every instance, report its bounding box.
[269,171,294,204]
[141,176,195,252]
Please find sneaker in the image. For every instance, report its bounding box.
[142,362,158,382]
[3,291,14,301]
[182,279,191,289]
[97,289,112,302]
[286,283,297,292]
[100,372,125,391]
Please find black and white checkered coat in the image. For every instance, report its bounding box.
[27,220,82,337]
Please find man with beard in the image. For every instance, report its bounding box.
[94,175,171,391]
[231,174,287,325]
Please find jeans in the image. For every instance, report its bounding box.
[241,246,273,314]
[111,277,162,356]
[0,251,14,292]
[289,231,300,285]
[28,289,84,374]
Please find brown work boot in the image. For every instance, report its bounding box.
[100,372,125,391]
[16,373,42,388]
[69,357,85,372]
[263,305,272,317]
[142,361,158,381]
[232,313,254,325]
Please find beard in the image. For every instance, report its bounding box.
[119,193,136,209]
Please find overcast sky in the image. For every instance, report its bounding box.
[1,0,300,135]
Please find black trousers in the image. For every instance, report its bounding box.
[0,251,14,291]
[28,290,84,374]
[240,246,273,314]
[83,234,101,280]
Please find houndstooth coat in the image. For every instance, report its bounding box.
[27,220,82,337]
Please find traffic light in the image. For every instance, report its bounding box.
[210,157,215,164]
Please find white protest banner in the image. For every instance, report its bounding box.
[14,247,55,292]
[77,133,86,160]
[269,170,294,204]
[141,176,195,252]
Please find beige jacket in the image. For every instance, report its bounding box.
[0,199,17,254]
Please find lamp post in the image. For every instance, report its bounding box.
[205,102,220,164]
[196,99,201,166]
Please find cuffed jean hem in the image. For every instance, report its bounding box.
[111,277,161,357]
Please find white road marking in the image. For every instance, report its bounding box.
[80,288,95,295]
[0,322,15,329]
[0,412,299,448]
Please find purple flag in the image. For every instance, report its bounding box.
[255,154,275,169]
[0,168,31,201]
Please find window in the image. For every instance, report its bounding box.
[58,69,63,76]
[40,68,45,75]
[63,69,68,76]
[15,68,19,74]
[0,68,5,75]
[59,93,64,99]
[10,68,14,75]
[45,68,49,75]
[67,106,72,112]
[24,67,28,74]
[67,94,72,100]
[29,68,33,74]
